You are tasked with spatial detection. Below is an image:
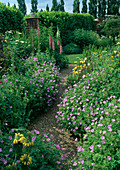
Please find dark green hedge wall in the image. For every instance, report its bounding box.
[25,11,95,46]
[0,2,26,34]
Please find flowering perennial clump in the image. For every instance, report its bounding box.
[20,154,32,165]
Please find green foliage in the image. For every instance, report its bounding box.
[63,43,82,54]
[46,4,49,12]
[73,29,99,49]
[17,0,27,16]
[102,17,120,42]
[31,0,38,13]
[0,2,26,34]
[25,11,95,47]
[59,0,65,12]
[0,52,61,130]
[81,0,87,13]
[0,129,68,169]
[98,0,106,18]
[88,0,97,18]
[107,0,119,15]
[73,0,80,13]
[51,0,58,11]
[70,99,120,169]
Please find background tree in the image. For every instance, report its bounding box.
[73,0,80,13]
[13,4,16,8]
[88,0,97,18]
[102,17,120,42]
[17,0,27,16]
[51,0,58,11]
[46,4,49,12]
[31,0,38,13]
[8,2,10,6]
[98,0,106,18]
[107,0,119,15]
[59,0,65,12]
[81,0,87,13]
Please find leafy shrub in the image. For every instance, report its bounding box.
[73,29,99,48]
[0,129,68,169]
[63,43,82,54]
[97,37,113,48]
[0,54,61,130]
[70,99,120,169]
[0,2,26,34]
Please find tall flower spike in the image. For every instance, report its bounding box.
[57,40,59,45]
[52,39,55,50]
[49,35,52,48]
[60,44,62,53]
[37,26,40,36]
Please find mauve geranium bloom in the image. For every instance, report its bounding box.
[90,145,94,149]
[101,136,105,140]
[9,136,12,140]
[73,162,77,166]
[9,148,13,152]
[34,130,39,134]
[32,136,36,141]
[56,161,61,164]
[0,148,2,152]
[107,156,111,161]
[56,144,60,149]
[16,160,20,163]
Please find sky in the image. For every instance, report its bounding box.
[0,0,84,15]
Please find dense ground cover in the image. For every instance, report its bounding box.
[0,11,120,169]
[56,42,120,169]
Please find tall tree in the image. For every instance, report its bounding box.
[13,4,16,8]
[59,0,65,12]
[98,0,106,18]
[46,4,49,12]
[107,0,119,15]
[88,0,97,18]
[73,0,80,13]
[81,0,87,13]
[17,0,27,16]
[31,0,38,13]
[51,0,58,11]
[8,2,10,6]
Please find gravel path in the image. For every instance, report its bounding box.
[29,64,79,169]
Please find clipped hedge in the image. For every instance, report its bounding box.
[0,2,26,34]
[25,11,95,46]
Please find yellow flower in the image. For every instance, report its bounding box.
[76,57,79,58]
[112,56,114,57]
[74,61,77,63]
